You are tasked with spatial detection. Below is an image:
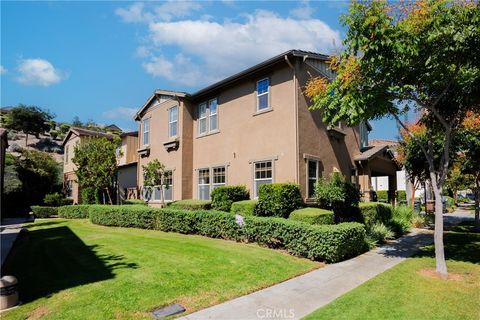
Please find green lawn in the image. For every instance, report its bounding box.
[305,221,480,320]
[2,218,320,319]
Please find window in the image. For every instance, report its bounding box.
[198,103,207,135]
[212,167,226,189]
[308,160,319,198]
[150,170,173,202]
[142,118,150,145]
[256,78,269,111]
[65,180,73,198]
[169,106,178,138]
[65,144,69,164]
[254,161,273,197]
[360,121,369,149]
[198,168,210,200]
[198,98,218,135]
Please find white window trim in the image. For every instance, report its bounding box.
[197,168,211,200]
[256,78,270,112]
[196,165,227,199]
[168,106,178,138]
[142,118,150,146]
[212,166,226,189]
[197,98,219,136]
[198,102,208,135]
[306,159,320,199]
[146,170,174,202]
[253,160,274,198]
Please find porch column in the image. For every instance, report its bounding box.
[388,174,397,206]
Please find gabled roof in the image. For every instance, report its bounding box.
[120,131,138,137]
[104,124,122,132]
[354,145,402,169]
[62,127,114,146]
[134,90,186,121]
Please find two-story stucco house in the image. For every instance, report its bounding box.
[62,127,139,204]
[134,49,399,206]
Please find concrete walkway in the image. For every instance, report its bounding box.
[1,217,32,268]
[181,212,472,320]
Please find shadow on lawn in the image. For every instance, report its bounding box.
[2,226,138,303]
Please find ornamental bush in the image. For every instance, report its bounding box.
[168,199,211,210]
[376,190,388,202]
[81,187,99,205]
[31,206,57,218]
[255,183,303,218]
[396,190,407,202]
[210,185,250,212]
[289,208,335,225]
[358,202,393,227]
[231,200,258,216]
[89,205,366,263]
[58,205,91,218]
[43,192,65,207]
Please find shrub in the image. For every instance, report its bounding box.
[314,173,360,222]
[123,199,147,206]
[58,205,91,218]
[411,214,426,228]
[444,196,455,209]
[393,205,414,222]
[255,183,303,218]
[43,192,66,207]
[168,199,211,210]
[390,217,411,236]
[62,198,74,206]
[81,187,99,204]
[396,190,407,201]
[358,202,393,227]
[31,206,57,218]
[231,200,258,216]
[289,208,335,225]
[376,190,388,202]
[210,185,250,212]
[89,205,366,263]
[50,130,59,140]
[368,222,394,243]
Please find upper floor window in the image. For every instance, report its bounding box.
[198,98,218,135]
[169,106,178,138]
[142,118,150,145]
[360,121,369,149]
[256,78,269,111]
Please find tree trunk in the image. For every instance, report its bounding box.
[105,188,113,205]
[430,173,448,278]
[410,180,416,209]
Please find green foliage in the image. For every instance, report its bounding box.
[142,159,170,204]
[358,202,393,227]
[393,205,415,222]
[81,187,99,204]
[43,192,67,207]
[444,196,455,209]
[59,123,70,134]
[123,199,147,205]
[49,130,58,140]
[396,190,407,202]
[255,183,303,218]
[31,206,58,218]
[368,222,395,244]
[210,185,250,212]
[57,205,91,219]
[89,205,366,263]
[72,137,120,204]
[376,191,388,202]
[230,200,258,216]
[168,199,211,210]
[314,173,360,221]
[289,208,335,225]
[4,104,54,140]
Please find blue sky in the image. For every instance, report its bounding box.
[1,0,399,139]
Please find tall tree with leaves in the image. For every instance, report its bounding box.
[4,104,54,145]
[72,137,120,204]
[142,159,169,207]
[306,0,480,277]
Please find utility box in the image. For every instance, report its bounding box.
[0,276,18,310]
[426,200,435,214]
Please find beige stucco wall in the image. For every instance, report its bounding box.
[296,61,362,199]
[63,134,82,174]
[118,135,138,166]
[190,64,297,199]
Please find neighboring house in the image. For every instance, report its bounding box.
[62,127,138,204]
[134,49,399,205]
[0,128,8,216]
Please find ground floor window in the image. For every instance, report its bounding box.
[254,160,273,197]
[197,166,226,200]
[65,180,73,198]
[307,160,319,198]
[144,170,173,202]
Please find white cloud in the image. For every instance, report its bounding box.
[15,58,65,86]
[115,1,201,23]
[117,4,341,87]
[115,2,152,23]
[290,1,314,19]
[0,65,7,75]
[102,107,138,120]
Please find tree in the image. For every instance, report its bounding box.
[142,159,169,207]
[306,0,480,277]
[72,137,120,205]
[4,104,54,146]
[71,116,83,127]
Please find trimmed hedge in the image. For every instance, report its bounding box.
[168,199,211,210]
[31,206,57,218]
[358,202,393,227]
[210,185,250,212]
[255,183,303,218]
[289,208,335,225]
[89,205,366,263]
[231,200,258,216]
[396,190,407,201]
[58,205,91,219]
[123,199,147,206]
[376,190,388,202]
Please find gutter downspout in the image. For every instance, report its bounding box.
[285,55,299,185]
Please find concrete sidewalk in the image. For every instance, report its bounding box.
[181,212,472,320]
[1,217,31,268]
